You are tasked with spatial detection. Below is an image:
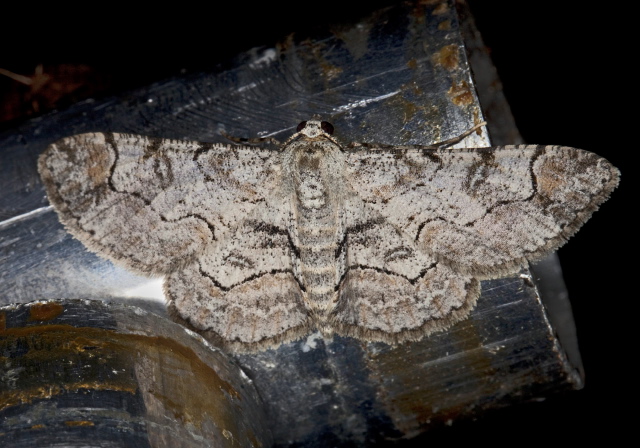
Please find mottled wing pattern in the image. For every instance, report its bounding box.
[166,196,310,351]
[344,145,619,278]
[39,126,619,352]
[38,133,281,275]
[332,195,480,343]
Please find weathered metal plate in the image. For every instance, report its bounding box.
[0,300,272,447]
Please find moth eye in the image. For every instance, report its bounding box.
[321,121,334,135]
[296,121,308,132]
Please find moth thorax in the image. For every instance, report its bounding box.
[294,151,333,211]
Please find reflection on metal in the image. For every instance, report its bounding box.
[0,300,272,447]
[1,0,583,445]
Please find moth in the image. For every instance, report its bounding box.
[38,120,619,351]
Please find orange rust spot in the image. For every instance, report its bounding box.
[432,2,449,15]
[30,424,45,429]
[302,38,343,81]
[320,62,342,81]
[438,20,451,30]
[0,312,5,331]
[65,420,95,427]
[433,44,460,70]
[448,80,474,106]
[406,58,418,70]
[28,302,64,322]
[410,1,433,23]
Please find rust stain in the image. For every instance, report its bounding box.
[364,325,498,433]
[431,2,449,15]
[383,82,425,127]
[402,101,420,124]
[331,21,372,61]
[319,59,343,81]
[432,44,460,71]
[409,1,430,24]
[0,323,241,433]
[406,58,418,70]
[296,38,343,81]
[65,420,95,427]
[438,20,451,30]
[30,424,45,429]
[1,381,139,411]
[0,312,5,331]
[28,302,64,321]
[246,429,263,448]
[448,80,474,106]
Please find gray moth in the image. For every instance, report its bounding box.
[38,120,619,352]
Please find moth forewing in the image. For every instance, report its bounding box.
[38,120,619,352]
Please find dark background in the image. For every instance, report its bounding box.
[1,0,630,444]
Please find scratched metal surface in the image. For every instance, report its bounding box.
[0,299,272,447]
[0,0,582,446]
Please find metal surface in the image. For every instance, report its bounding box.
[0,299,272,447]
[0,1,583,445]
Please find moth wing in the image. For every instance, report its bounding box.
[38,132,281,275]
[331,197,479,343]
[166,196,310,351]
[344,145,619,277]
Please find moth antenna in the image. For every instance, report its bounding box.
[220,129,281,146]
[430,121,487,149]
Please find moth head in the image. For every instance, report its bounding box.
[296,120,335,138]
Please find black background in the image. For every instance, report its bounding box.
[2,0,630,444]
